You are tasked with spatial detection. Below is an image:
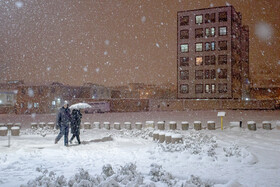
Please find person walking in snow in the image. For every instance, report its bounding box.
[55,101,72,146]
[69,109,82,144]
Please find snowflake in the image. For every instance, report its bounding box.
[15,1,23,8]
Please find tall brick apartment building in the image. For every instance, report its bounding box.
[177,6,250,99]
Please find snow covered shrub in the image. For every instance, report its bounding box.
[102,164,115,178]
[68,168,98,187]
[20,168,67,187]
[149,163,177,186]
[223,144,241,157]
[183,175,212,187]
[120,128,154,140]
[21,127,58,136]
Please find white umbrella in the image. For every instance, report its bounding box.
[69,103,91,110]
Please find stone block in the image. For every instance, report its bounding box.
[181,121,189,130]
[157,121,165,130]
[194,121,202,130]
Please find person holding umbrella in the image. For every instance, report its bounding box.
[55,101,72,146]
[69,108,82,144]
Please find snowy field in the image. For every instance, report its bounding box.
[0,110,280,187]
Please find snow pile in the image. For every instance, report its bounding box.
[118,128,154,139]
[20,127,58,137]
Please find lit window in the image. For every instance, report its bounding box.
[211,42,215,50]
[195,15,203,24]
[205,28,210,37]
[195,57,203,66]
[180,44,189,53]
[205,84,210,93]
[34,103,39,108]
[180,16,189,26]
[211,27,215,36]
[205,43,210,51]
[195,43,203,52]
[180,30,189,39]
[180,70,189,80]
[211,84,215,93]
[180,84,189,94]
[180,57,189,66]
[219,27,227,36]
[52,101,56,106]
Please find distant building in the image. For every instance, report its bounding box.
[177,6,250,99]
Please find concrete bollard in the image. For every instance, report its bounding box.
[114,122,121,130]
[84,122,92,129]
[207,121,215,130]
[165,133,172,144]
[194,121,202,130]
[104,122,110,130]
[169,121,177,130]
[93,122,101,129]
[247,121,256,131]
[157,121,165,130]
[39,122,46,128]
[124,122,132,130]
[135,122,142,130]
[159,132,165,143]
[6,123,13,130]
[14,123,21,129]
[153,131,159,141]
[0,123,5,128]
[47,122,55,129]
[145,121,155,128]
[181,121,189,130]
[171,134,183,144]
[0,127,8,136]
[31,122,38,129]
[11,126,20,136]
[262,121,272,130]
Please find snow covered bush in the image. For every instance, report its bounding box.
[223,144,241,157]
[149,163,177,186]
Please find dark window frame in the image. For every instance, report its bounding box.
[219,26,227,36]
[218,55,227,65]
[195,42,203,52]
[219,12,227,22]
[180,29,189,39]
[180,84,189,94]
[195,28,204,38]
[180,57,189,66]
[195,70,204,80]
[218,83,227,93]
[218,69,227,79]
[180,70,189,80]
[180,16,189,26]
[180,43,189,53]
[218,41,227,51]
[195,84,204,93]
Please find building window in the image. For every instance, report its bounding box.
[195,56,203,66]
[195,15,203,24]
[180,30,189,39]
[218,83,227,93]
[205,13,215,23]
[180,16,189,26]
[205,28,210,37]
[180,44,189,52]
[219,26,227,36]
[195,70,203,79]
[34,103,39,108]
[218,55,227,65]
[180,57,189,66]
[195,84,203,93]
[210,55,216,65]
[180,84,189,94]
[211,84,216,93]
[218,69,227,79]
[211,27,215,36]
[180,70,189,80]
[195,28,203,38]
[205,42,210,51]
[205,70,210,79]
[219,12,227,22]
[211,42,215,51]
[205,84,211,93]
[52,101,56,106]
[218,41,227,50]
[21,89,25,95]
[195,43,203,52]
[211,69,216,79]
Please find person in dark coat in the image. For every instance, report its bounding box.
[55,101,72,146]
[69,109,82,144]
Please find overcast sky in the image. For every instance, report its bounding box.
[0,0,279,87]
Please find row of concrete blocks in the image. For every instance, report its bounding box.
[245,121,272,131]
[0,126,20,136]
[153,132,183,144]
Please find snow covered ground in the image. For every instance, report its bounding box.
[0,111,280,186]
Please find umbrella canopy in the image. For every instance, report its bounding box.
[69,103,91,110]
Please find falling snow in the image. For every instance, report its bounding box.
[255,22,273,41]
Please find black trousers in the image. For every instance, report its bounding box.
[70,134,81,144]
